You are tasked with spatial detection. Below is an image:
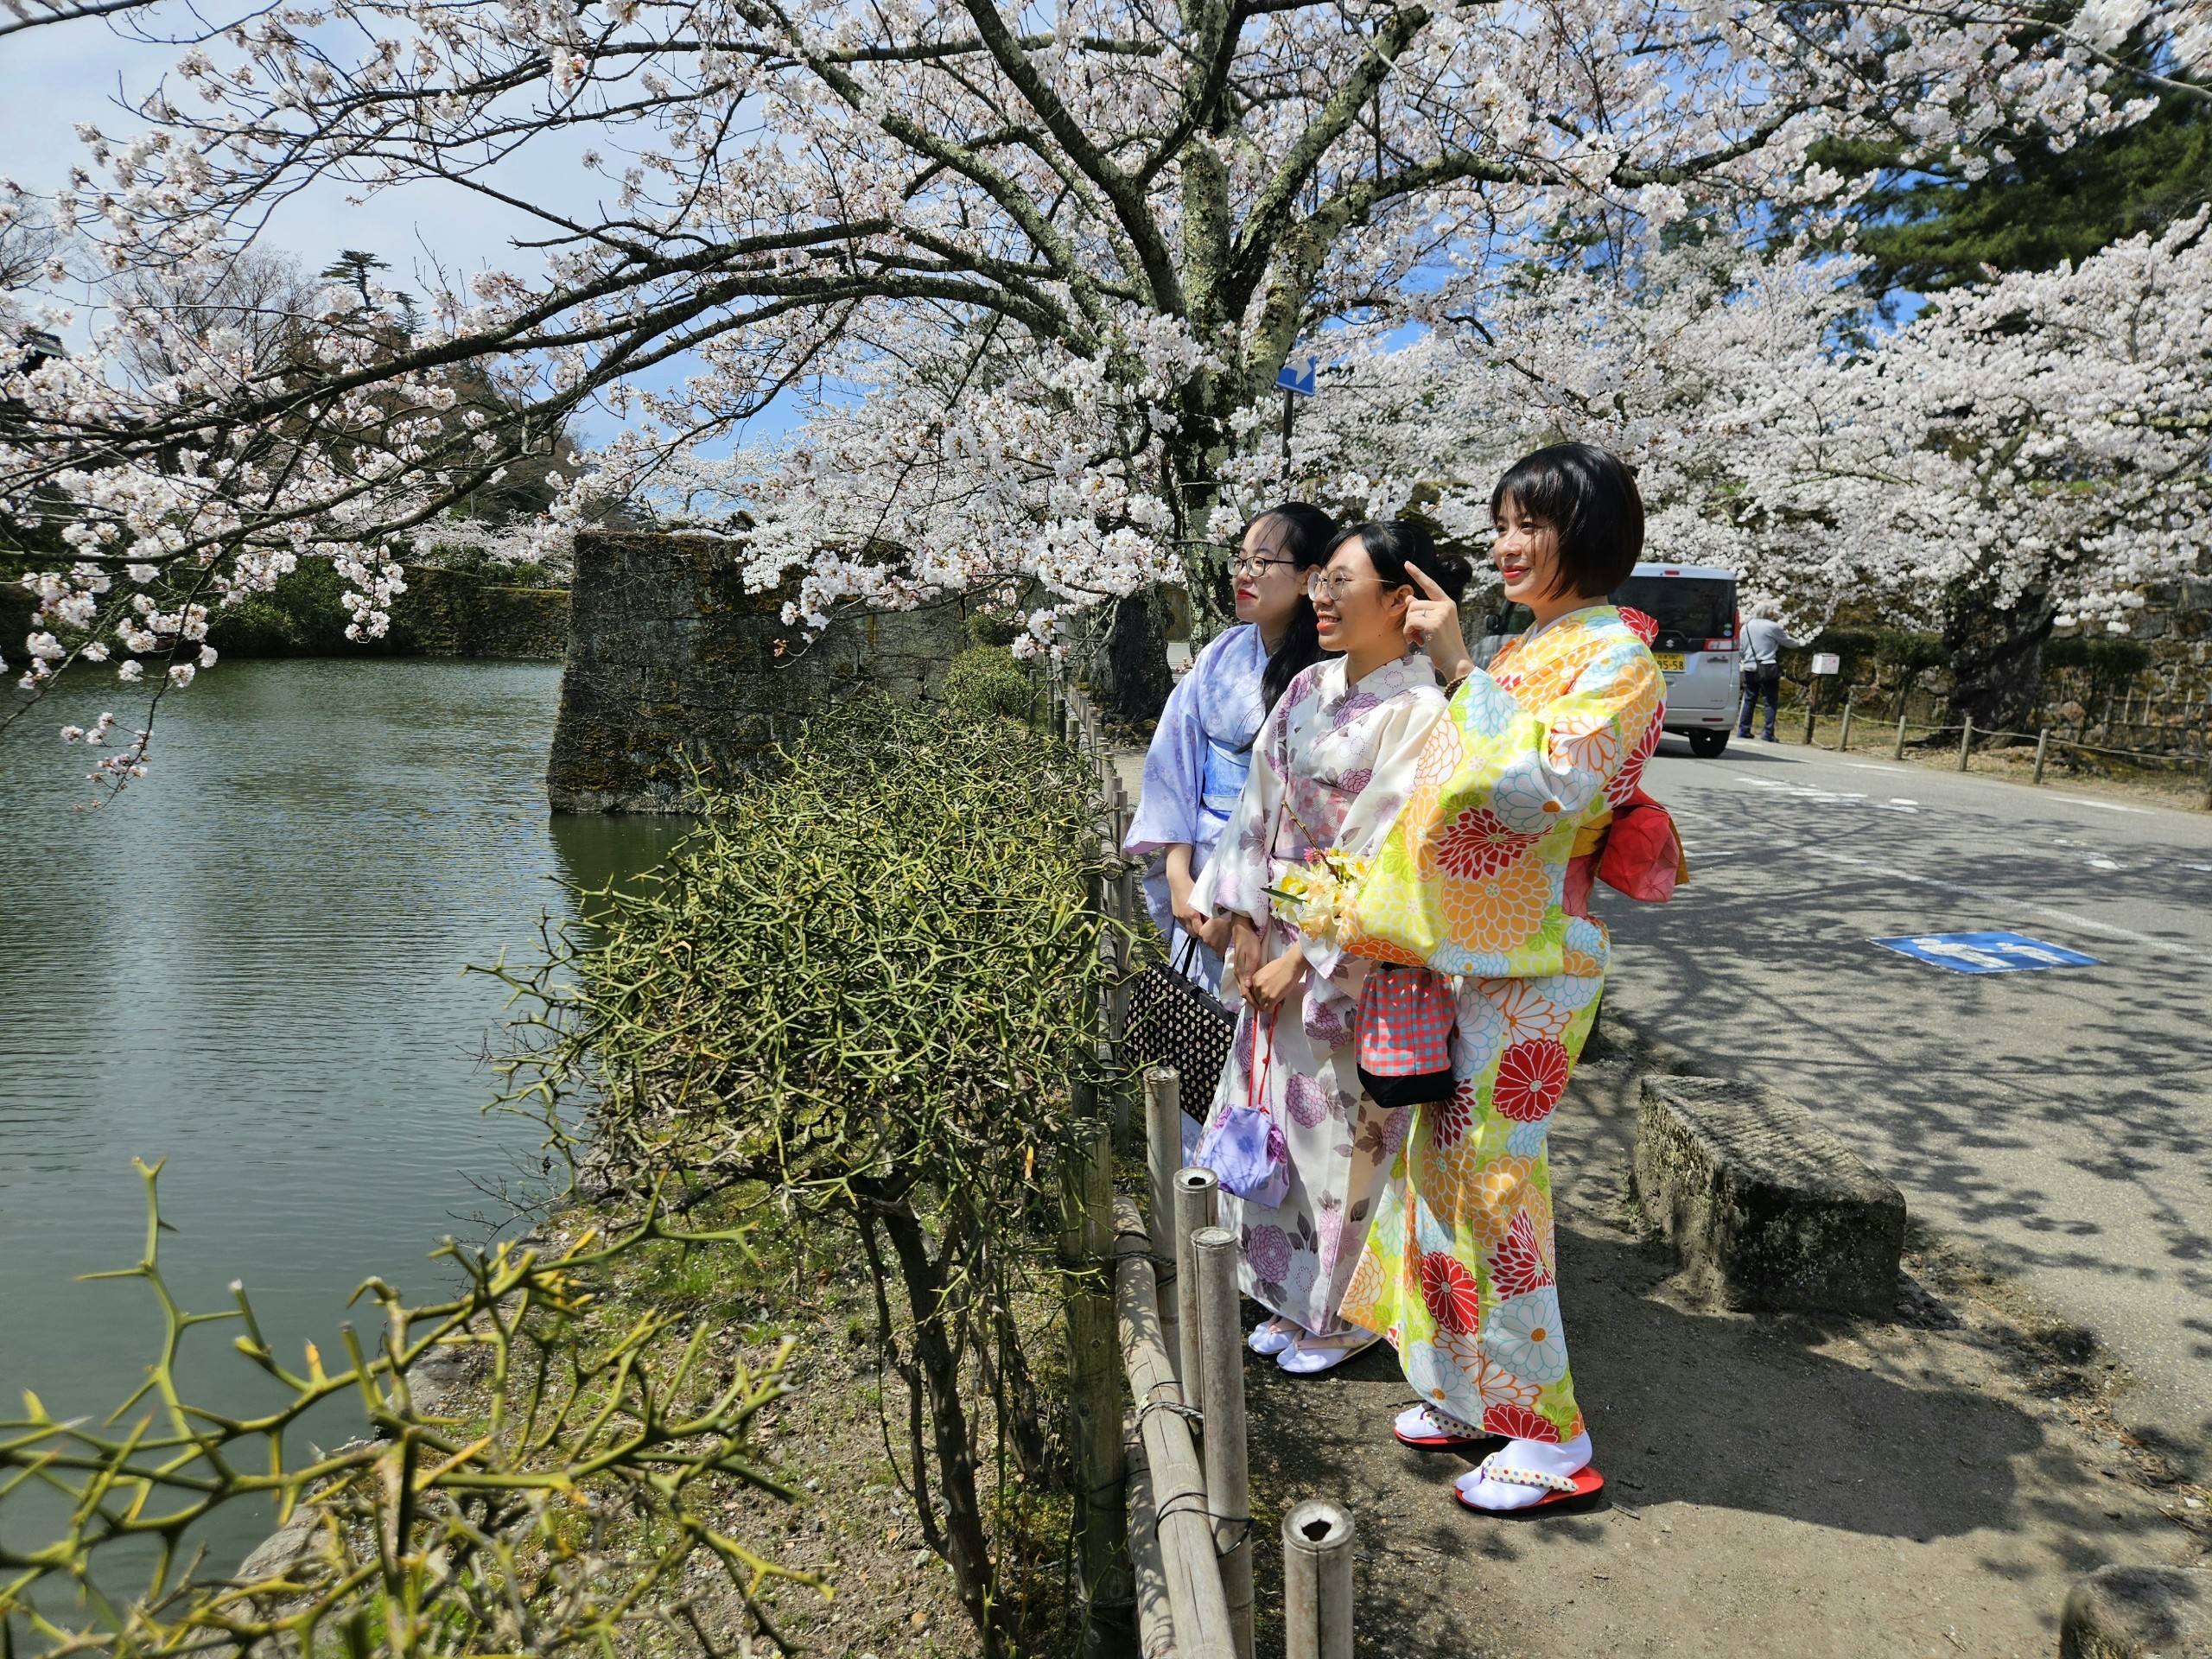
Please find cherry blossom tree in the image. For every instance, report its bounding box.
[2,0,2202,777]
[1298,213,2210,731]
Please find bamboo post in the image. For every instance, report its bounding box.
[1064,1073,1128,1651]
[1109,868,1135,1152]
[2034,726,2050,785]
[1281,1501,1356,1659]
[1173,1168,1218,1395]
[1114,1203,1237,1659]
[1802,675,1820,745]
[1128,1440,1176,1659]
[1193,1225,1255,1659]
[1894,709,1909,760]
[1958,714,1974,771]
[1837,690,1854,753]
[1143,1069,1182,1272]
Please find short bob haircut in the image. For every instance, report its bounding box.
[1489,442,1644,601]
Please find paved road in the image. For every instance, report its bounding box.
[1604,735,2212,1463]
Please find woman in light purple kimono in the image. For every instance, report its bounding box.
[1197,521,1471,1374]
[1123,503,1338,992]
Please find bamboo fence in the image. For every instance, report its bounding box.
[1049,663,1358,1658]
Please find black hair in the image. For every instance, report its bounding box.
[1253,501,1342,712]
[1488,442,1644,600]
[1325,518,1475,604]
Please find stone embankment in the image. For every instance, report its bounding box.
[546,530,969,812]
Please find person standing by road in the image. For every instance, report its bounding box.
[1738,607,1804,742]
[1287,443,1666,1514]
[1194,520,1465,1375]
[1124,503,1338,991]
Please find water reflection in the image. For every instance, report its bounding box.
[0,659,672,1573]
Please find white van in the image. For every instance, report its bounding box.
[1608,563,1740,756]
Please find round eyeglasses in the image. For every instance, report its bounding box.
[1230,554,1297,579]
[1306,570,1383,603]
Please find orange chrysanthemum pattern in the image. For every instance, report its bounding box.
[1436,857,1548,953]
[1551,710,1622,776]
[1484,978,1573,1045]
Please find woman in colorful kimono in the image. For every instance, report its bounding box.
[1195,521,1469,1374]
[1323,444,1667,1510]
[1124,503,1338,994]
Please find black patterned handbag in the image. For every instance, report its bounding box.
[1124,934,1236,1112]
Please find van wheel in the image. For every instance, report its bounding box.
[1687,729,1730,758]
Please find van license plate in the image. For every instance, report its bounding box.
[1653,651,1686,672]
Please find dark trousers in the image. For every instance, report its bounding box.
[1739,670,1780,738]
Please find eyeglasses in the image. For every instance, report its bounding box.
[1306,571,1388,603]
[1230,554,1297,579]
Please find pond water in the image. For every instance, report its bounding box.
[0,659,678,1576]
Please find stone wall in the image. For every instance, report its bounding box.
[394,564,569,659]
[547,530,971,813]
[2128,573,2212,700]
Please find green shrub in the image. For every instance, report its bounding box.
[1,1164,809,1659]
[206,557,378,656]
[488,699,1119,1653]
[941,641,1039,722]
[2043,634,2152,683]
[962,607,1023,650]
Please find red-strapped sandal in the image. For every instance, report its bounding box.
[1452,1452,1606,1514]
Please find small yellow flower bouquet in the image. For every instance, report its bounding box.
[1264,849,1370,947]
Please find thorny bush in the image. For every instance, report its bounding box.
[1,1160,815,1659]
[485,696,1131,1656]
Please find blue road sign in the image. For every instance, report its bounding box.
[1275,358,1317,397]
[1871,931,2100,974]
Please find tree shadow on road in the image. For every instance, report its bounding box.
[1235,1053,2192,1659]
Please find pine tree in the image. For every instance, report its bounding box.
[1818,63,2209,298]
[316,249,418,324]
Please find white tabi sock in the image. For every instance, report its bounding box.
[1453,1432,1592,1511]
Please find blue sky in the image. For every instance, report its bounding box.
[3,24,537,307]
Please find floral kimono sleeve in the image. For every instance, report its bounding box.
[1344,636,1664,980]
[1300,688,1446,984]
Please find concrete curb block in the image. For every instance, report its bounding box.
[1630,1073,1907,1317]
[2061,1565,2212,1658]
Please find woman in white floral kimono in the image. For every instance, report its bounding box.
[1195,521,1470,1374]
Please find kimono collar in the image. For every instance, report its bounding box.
[1192,623,1270,748]
[1346,651,1440,699]
[1519,603,1614,648]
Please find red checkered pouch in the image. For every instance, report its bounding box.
[1355,966,1457,1108]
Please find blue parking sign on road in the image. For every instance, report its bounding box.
[1872,931,2101,974]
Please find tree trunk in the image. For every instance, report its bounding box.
[1942,580,2056,739]
[854,1187,1005,1656]
[1096,590,1174,728]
